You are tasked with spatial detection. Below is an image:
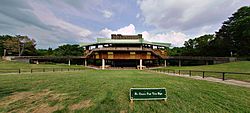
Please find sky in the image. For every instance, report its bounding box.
[0,0,249,48]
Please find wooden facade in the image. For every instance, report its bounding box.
[82,34,170,69]
[89,51,160,60]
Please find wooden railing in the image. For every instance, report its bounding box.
[84,47,168,58]
[90,47,143,51]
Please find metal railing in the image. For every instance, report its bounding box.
[151,68,250,81]
[0,68,86,74]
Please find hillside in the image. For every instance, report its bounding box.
[162,61,250,82]
[164,61,250,72]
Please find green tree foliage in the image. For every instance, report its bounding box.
[18,35,37,56]
[53,44,83,56]
[47,48,53,55]
[167,47,185,56]
[36,49,48,56]
[182,34,215,56]
[36,48,54,56]
[215,6,250,56]
[0,35,37,56]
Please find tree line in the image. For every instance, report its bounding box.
[0,6,249,57]
[169,6,250,57]
[0,35,83,56]
[0,35,36,56]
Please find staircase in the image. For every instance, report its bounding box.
[151,49,168,59]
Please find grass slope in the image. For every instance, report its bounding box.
[161,61,250,82]
[0,60,84,69]
[0,70,250,112]
[0,61,85,73]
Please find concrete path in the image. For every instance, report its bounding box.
[148,70,250,88]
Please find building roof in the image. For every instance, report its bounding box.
[80,35,171,47]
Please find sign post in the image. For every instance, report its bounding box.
[130,88,167,103]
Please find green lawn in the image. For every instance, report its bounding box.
[0,60,85,73]
[160,61,250,82]
[0,70,250,113]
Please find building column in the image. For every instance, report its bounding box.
[84,59,87,66]
[178,60,181,67]
[68,59,71,66]
[140,59,143,70]
[3,49,6,56]
[102,59,105,70]
[164,60,167,67]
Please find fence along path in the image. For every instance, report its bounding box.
[150,69,250,88]
[0,68,85,74]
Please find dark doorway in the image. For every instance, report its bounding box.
[112,60,138,67]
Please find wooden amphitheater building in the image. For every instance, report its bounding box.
[81,34,170,69]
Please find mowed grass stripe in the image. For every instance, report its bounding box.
[0,70,249,112]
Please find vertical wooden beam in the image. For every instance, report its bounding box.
[164,60,167,67]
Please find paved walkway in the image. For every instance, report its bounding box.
[148,70,250,88]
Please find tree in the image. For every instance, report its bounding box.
[17,35,37,56]
[216,6,250,56]
[194,35,215,56]
[0,35,37,56]
[3,37,19,55]
[36,48,54,56]
[167,47,185,56]
[47,48,53,55]
[183,38,197,56]
[182,34,215,56]
[53,44,83,56]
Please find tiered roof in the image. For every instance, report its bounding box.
[80,34,171,47]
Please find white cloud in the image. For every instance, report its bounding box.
[136,13,140,18]
[99,24,136,37]
[99,24,189,47]
[99,28,113,38]
[102,10,113,18]
[142,31,189,47]
[0,0,94,48]
[29,2,92,39]
[137,0,250,31]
